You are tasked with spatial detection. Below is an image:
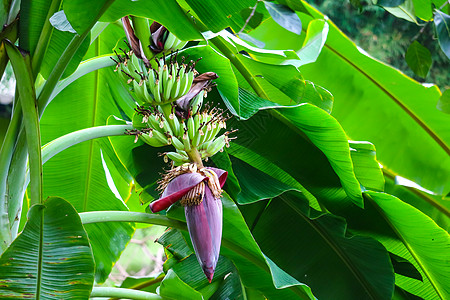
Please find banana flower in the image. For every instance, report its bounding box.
[149,165,227,282]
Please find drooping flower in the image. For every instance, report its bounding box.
[149,164,227,282]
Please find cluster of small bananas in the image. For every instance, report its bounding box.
[129,96,235,165]
[113,49,197,105]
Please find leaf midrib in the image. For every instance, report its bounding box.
[366,192,446,299]
[83,36,100,212]
[319,27,449,156]
[281,195,381,300]
[36,209,44,299]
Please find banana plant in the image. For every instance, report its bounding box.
[0,0,448,299]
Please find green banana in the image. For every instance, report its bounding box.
[171,136,185,151]
[187,116,195,141]
[166,151,189,165]
[206,135,226,157]
[140,131,167,147]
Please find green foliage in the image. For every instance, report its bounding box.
[0,197,95,299]
[309,0,450,89]
[0,0,449,299]
[405,40,432,78]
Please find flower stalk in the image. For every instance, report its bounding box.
[115,22,237,282]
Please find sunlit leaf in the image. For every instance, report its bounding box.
[264,2,302,35]
[367,191,450,299]
[297,19,329,66]
[0,197,95,299]
[437,89,450,114]
[49,10,76,33]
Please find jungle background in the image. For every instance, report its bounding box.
[0,0,448,288]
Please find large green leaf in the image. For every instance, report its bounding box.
[384,176,450,232]
[223,90,362,207]
[39,24,134,283]
[99,0,202,41]
[40,12,91,79]
[183,0,254,33]
[249,191,395,300]
[349,141,385,192]
[0,197,95,299]
[63,0,113,35]
[366,191,450,299]
[19,0,59,55]
[250,4,450,196]
[179,45,239,118]
[160,269,204,300]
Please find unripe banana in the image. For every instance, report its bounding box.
[192,129,201,148]
[163,32,176,50]
[164,75,174,101]
[198,140,210,151]
[152,129,170,145]
[171,136,185,151]
[179,70,190,97]
[170,76,181,99]
[166,151,189,165]
[140,131,167,147]
[206,135,226,157]
[133,79,144,100]
[190,91,204,114]
[131,53,142,73]
[161,65,169,92]
[171,113,181,136]
[142,80,153,103]
[161,117,173,136]
[154,80,162,102]
[187,116,195,141]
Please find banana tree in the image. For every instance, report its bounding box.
[0,0,448,299]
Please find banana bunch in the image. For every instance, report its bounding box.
[114,51,196,106]
[131,96,234,166]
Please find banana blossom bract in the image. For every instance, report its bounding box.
[149,168,227,282]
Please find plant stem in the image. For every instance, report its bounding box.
[79,211,187,230]
[41,125,133,164]
[50,54,116,102]
[90,287,162,299]
[123,274,165,292]
[5,42,43,208]
[31,0,62,79]
[37,31,89,116]
[186,147,204,168]
[0,103,21,250]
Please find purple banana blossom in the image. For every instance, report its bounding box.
[149,167,227,282]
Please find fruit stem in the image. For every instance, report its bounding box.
[186,148,204,168]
